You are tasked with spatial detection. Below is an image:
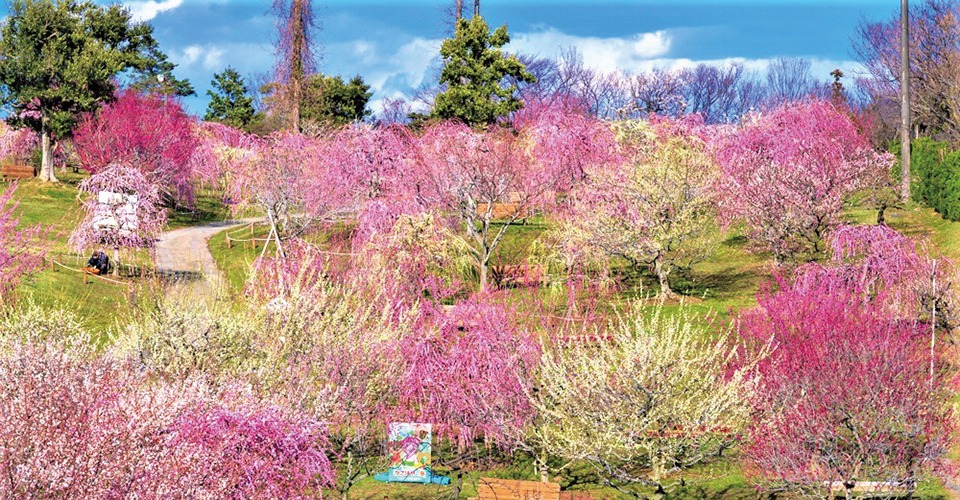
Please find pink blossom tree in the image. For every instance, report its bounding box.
[411,109,614,290]
[398,297,540,449]
[714,100,892,262]
[0,323,335,498]
[0,120,38,165]
[73,90,199,205]
[69,164,167,275]
[740,267,954,495]
[0,183,45,304]
[310,123,415,241]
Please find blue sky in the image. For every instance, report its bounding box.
[3,0,899,116]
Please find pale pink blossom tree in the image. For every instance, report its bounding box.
[411,107,615,290]
[714,100,892,262]
[553,115,720,297]
[0,324,335,498]
[69,164,167,275]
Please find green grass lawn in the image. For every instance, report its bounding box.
[4,172,230,339]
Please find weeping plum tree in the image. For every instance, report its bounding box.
[69,165,167,275]
[73,91,199,205]
[399,298,540,449]
[313,123,415,241]
[555,115,719,297]
[714,100,892,263]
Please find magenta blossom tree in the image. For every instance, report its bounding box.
[69,164,167,275]
[0,183,45,304]
[73,90,199,205]
[740,267,954,495]
[398,297,540,450]
[714,100,892,262]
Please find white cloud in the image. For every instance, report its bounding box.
[171,43,234,72]
[123,0,183,22]
[509,28,672,74]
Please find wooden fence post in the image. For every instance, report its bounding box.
[226,235,232,249]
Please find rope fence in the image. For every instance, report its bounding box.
[49,259,132,286]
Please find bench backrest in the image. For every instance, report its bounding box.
[2,164,35,179]
[476,478,560,500]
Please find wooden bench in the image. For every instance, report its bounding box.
[473,478,561,500]
[1,164,35,181]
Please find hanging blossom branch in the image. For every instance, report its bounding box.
[69,164,167,273]
[0,183,45,305]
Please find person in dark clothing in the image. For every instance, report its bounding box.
[85,250,109,275]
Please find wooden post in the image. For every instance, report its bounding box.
[226,235,232,249]
[82,271,87,284]
[901,0,911,201]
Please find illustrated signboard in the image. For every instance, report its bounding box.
[386,422,432,483]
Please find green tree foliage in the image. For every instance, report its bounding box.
[0,0,180,182]
[301,74,372,127]
[205,67,256,130]
[901,138,960,221]
[430,16,535,127]
[127,46,195,97]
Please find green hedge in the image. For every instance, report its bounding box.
[892,138,960,221]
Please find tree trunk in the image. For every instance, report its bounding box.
[479,258,489,292]
[538,451,549,483]
[39,119,58,182]
[473,0,479,17]
[113,247,120,277]
[456,0,463,20]
[653,258,675,298]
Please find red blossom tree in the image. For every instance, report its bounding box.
[73,91,199,205]
[714,100,892,262]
